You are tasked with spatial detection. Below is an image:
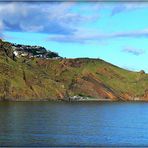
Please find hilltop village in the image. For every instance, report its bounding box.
[11,43,61,59]
[0,39,61,60]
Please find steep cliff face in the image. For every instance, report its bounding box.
[0,40,148,101]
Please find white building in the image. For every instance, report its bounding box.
[13,51,19,57]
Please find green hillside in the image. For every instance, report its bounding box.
[0,39,148,101]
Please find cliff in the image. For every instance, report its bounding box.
[0,39,148,101]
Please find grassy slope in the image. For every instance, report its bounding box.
[0,40,148,101]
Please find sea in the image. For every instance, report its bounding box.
[0,101,148,147]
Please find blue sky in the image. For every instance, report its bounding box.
[1,2,148,72]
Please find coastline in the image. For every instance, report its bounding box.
[0,96,147,102]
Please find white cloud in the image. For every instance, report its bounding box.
[47,28,148,43]
[111,3,148,16]
[122,47,145,56]
[0,2,99,36]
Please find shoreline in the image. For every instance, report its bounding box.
[0,95,146,102]
[0,98,148,102]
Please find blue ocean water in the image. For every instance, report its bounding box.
[0,101,148,147]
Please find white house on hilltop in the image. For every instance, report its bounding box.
[13,51,19,57]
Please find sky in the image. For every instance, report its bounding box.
[0,2,148,72]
